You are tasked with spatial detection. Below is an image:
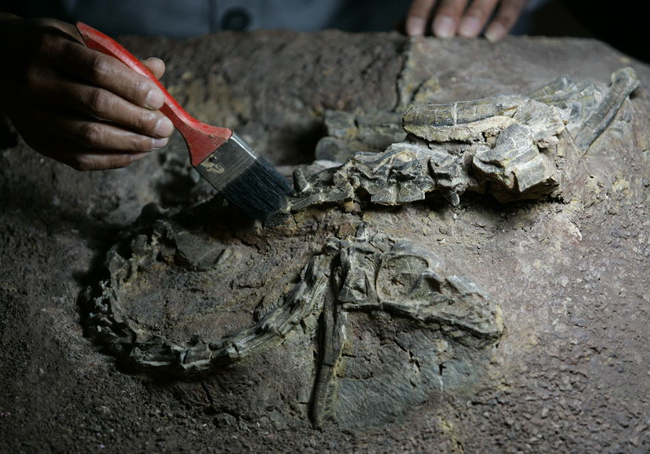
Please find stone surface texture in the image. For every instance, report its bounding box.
[1,31,649,453]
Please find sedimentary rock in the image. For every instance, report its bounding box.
[314,110,406,163]
[300,67,638,206]
[83,214,503,428]
[81,66,640,431]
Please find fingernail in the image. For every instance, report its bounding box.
[154,117,174,137]
[406,17,426,36]
[152,137,169,150]
[485,23,506,42]
[146,89,164,109]
[433,16,455,38]
[130,152,149,162]
[458,17,481,37]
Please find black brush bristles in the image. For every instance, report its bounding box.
[219,157,292,220]
[194,134,292,221]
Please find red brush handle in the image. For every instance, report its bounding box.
[76,21,232,166]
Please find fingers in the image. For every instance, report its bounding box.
[31,17,82,42]
[50,111,169,153]
[18,127,153,171]
[458,0,499,37]
[43,147,151,171]
[12,104,162,171]
[432,0,469,38]
[407,0,437,36]
[142,57,166,80]
[484,0,527,42]
[78,152,150,171]
[21,103,169,153]
[406,0,528,40]
[0,17,174,170]
[27,68,173,139]
[50,40,166,110]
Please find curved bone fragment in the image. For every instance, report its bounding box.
[304,67,638,207]
[309,226,504,426]
[472,123,560,201]
[403,95,524,142]
[528,75,604,131]
[84,218,504,428]
[81,67,639,431]
[572,67,639,152]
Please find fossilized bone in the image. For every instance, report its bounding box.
[309,225,503,427]
[84,221,503,427]
[299,67,638,206]
[82,67,637,429]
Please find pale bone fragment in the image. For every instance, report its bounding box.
[427,146,475,205]
[403,95,567,146]
[309,225,504,427]
[310,279,348,429]
[293,168,311,193]
[527,67,639,152]
[301,67,637,208]
[85,219,504,427]
[334,143,437,205]
[293,97,567,206]
[472,123,560,201]
[289,165,354,211]
[315,110,406,163]
[572,67,640,152]
[511,99,569,148]
[527,75,604,131]
[403,95,524,142]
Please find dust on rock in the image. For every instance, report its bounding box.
[1,31,650,453]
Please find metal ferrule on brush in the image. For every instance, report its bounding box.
[194,133,292,219]
[195,134,257,191]
[76,21,289,221]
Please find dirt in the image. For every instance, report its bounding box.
[1,31,649,453]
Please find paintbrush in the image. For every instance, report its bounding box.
[76,22,292,220]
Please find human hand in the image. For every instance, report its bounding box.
[406,0,528,42]
[0,16,172,170]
